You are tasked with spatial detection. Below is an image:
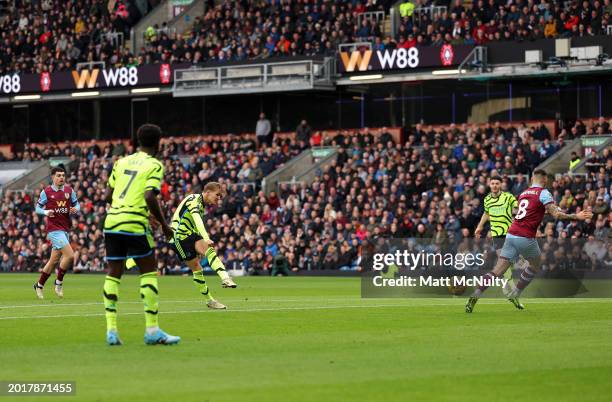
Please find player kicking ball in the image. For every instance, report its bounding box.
[466,169,592,313]
[102,124,180,346]
[34,166,80,299]
[168,182,236,309]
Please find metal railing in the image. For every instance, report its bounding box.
[338,42,372,54]
[142,27,177,43]
[100,32,124,48]
[173,58,335,96]
[357,11,385,30]
[76,61,106,71]
[413,5,447,19]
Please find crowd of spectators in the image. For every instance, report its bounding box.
[2,0,611,75]
[1,120,610,275]
[0,0,141,75]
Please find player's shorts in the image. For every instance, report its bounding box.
[104,232,155,261]
[492,235,506,251]
[47,230,70,250]
[170,234,203,262]
[500,234,541,263]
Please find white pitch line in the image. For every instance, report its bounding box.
[1,299,612,321]
[1,297,611,310]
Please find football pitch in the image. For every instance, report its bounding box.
[1,274,611,402]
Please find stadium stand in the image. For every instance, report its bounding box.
[1,120,610,274]
[2,0,611,74]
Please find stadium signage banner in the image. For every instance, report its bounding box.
[0,63,187,96]
[338,45,474,73]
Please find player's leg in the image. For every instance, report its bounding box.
[104,260,124,345]
[34,248,61,299]
[195,239,237,288]
[54,241,75,298]
[510,254,542,298]
[103,233,127,345]
[466,238,516,313]
[135,254,180,345]
[185,258,227,310]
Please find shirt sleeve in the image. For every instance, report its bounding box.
[539,189,554,205]
[510,194,518,209]
[144,161,163,193]
[108,161,118,189]
[70,190,80,211]
[483,197,489,214]
[37,190,47,207]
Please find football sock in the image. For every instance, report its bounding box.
[37,271,51,288]
[472,272,497,297]
[103,276,120,331]
[192,270,213,300]
[503,264,513,282]
[515,267,536,295]
[56,268,66,284]
[140,272,159,329]
[206,247,227,278]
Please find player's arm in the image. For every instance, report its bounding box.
[145,161,172,239]
[69,190,80,214]
[104,161,118,203]
[510,194,518,215]
[35,190,53,217]
[145,190,173,239]
[545,204,592,221]
[474,212,489,238]
[541,188,592,221]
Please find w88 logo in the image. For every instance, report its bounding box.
[0,74,21,94]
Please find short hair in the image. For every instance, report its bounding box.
[51,166,65,176]
[137,124,162,148]
[489,175,502,182]
[203,182,222,193]
[533,169,547,178]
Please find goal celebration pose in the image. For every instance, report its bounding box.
[34,166,80,299]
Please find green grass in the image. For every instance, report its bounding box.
[1,274,611,402]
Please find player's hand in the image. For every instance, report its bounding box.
[70,207,78,215]
[576,209,593,221]
[46,210,55,218]
[474,227,482,238]
[162,224,174,240]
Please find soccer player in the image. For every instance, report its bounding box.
[102,124,180,346]
[169,182,236,309]
[33,166,80,299]
[466,169,592,313]
[474,176,518,294]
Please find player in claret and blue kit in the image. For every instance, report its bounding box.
[466,169,593,313]
[33,166,80,299]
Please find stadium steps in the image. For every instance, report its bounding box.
[130,0,174,54]
[572,134,612,173]
[0,160,50,193]
[167,0,206,40]
[468,97,530,123]
[262,146,338,195]
[535,138,582,175]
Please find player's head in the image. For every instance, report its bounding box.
[489,175,502,194]
[202,182,225,206]
[137,124,162,153]
[51,166,66,187]
[532,169,548,187]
